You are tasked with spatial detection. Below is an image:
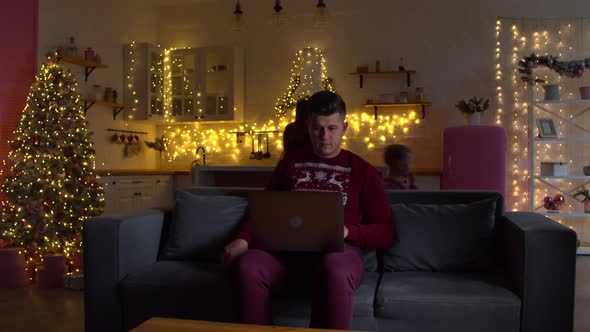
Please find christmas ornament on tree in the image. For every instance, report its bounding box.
[0,56,105,266]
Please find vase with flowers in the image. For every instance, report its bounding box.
[455,96,490,125]
[574,186,590,213]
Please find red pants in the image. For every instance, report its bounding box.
[233,245,364,330]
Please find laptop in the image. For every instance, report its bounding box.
[248,191,345,253]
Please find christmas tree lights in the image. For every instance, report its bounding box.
[0,56,105,268]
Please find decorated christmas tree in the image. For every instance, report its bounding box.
[0,56,104,266]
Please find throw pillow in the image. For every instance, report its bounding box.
[382,198,496,272]
[160,190,248,262]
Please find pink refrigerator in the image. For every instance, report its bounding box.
[441,125,507,196]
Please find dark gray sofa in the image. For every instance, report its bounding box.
[84,188,577,332]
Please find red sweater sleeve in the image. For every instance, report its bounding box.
[345,165,394,249]
[234,157,287,243]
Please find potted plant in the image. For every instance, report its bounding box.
[455,96,490,125]
[144,135,166,167]
[574,186,590,213]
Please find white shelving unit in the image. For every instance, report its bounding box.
[528,76,590,255]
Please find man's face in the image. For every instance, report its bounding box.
[308,112,348,158]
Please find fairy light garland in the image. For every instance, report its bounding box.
[498,19,587,234]
[274,47,334,117]
[125,41,139,119]
[122,46,420,161]
[151,45,165,118]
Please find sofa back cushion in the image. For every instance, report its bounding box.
[159,189,248,262]
[382,196,497,272]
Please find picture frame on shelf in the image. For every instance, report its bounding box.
[536,118,558,138]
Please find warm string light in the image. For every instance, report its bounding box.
[121,47,421,162]
[274,47,334,117]
[126,41,139,119]
[506,24,529,211]
[495,19,504,126]
[151,45,165,118]
[498,21,574,212]
[499,19,587,236]
[0,58,104,270]
[162,109,420,161]
[163,48,173,121]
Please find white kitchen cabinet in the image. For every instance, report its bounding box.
[123,44,243,122]
[169,45,244,122]
[122,42,165,121]
[98,176,117,214]
[199,46,244,122]
[153,175,174,209]
[98,175,174,215]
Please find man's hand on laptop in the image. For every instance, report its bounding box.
[223,238,248,265]
[344,225,348,239]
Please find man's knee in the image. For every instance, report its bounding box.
[315,254,358,288]
[234,249,268,278]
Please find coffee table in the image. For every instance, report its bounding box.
[130,317,371,332]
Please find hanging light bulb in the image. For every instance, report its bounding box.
[272,0,287,26]
[314,0,329,28]
[232,0,245,31]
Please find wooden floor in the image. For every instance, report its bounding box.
[0,286,83,332]
[0,256,589,332]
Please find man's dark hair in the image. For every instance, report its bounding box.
[308,91,346,117]
[384,144,412,167]
[294,97,310,123]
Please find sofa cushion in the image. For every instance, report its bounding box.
[270,271,378,331]
[271,271,379,318]
[160,190,248,261]
[120,261,237,330]
[383,198,496,272]
[374,272,520,332]
[363,250,379,272]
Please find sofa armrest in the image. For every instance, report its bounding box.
[84,209,165,332]
[501,211,577,332]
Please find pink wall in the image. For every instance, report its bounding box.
[0,0,38,170]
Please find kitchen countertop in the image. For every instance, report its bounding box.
[194,166,442,175]
[96,169,191,176]
[96,167,442,176]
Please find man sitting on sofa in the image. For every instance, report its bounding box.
[223,90,394,330]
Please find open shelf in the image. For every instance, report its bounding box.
[533,137,590,142]
[535,99,590,104]
[349,70,416,88]
[56,54,107,81]
[578,246,590,255]
[364,102,431,119]
[81,99,129,120]
[535,175,590,180]
[542,212,590,217]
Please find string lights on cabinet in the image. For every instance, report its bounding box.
[124,46,421,162]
